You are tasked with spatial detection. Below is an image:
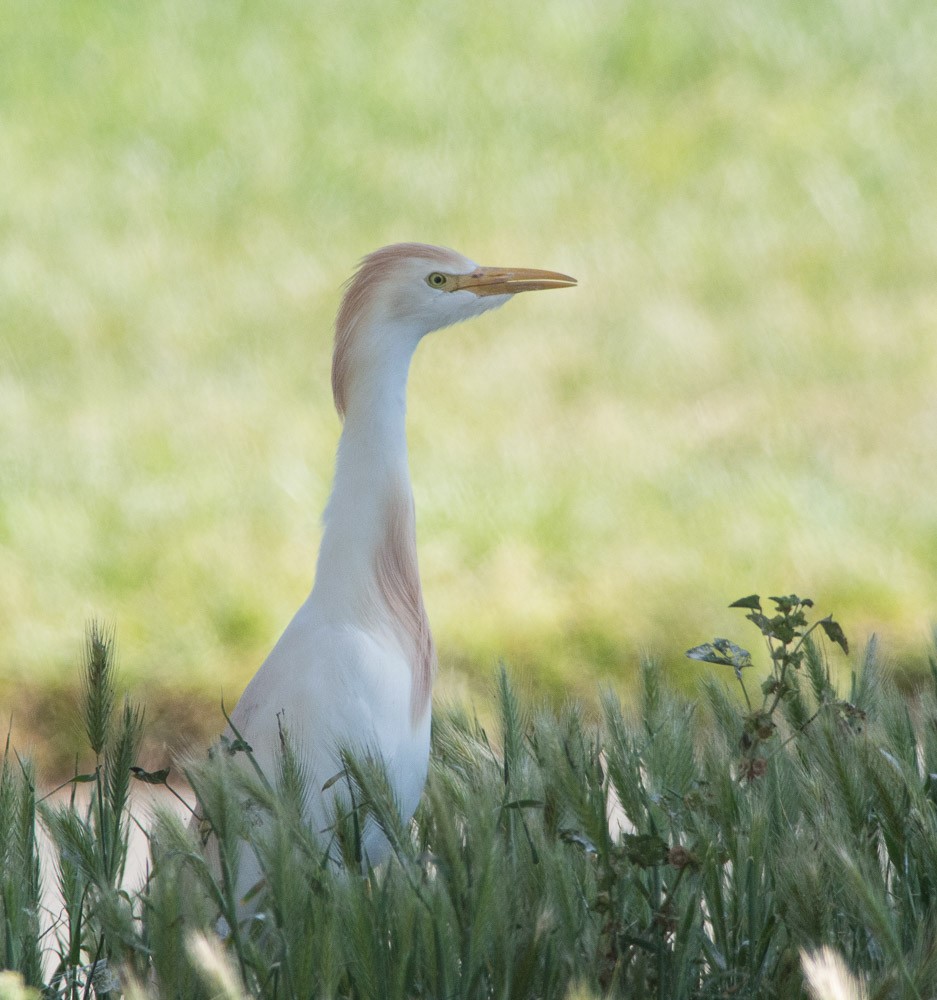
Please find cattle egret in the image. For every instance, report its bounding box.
[210,242,576,904]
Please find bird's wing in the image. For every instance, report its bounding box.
[194,608,430,904]
[227,609,427,821]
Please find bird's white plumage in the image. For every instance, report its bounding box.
[206,243,575,911]
[228,614,429,865]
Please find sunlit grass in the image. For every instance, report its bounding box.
[2,0,937,752]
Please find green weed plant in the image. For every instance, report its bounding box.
[3,600,937,997]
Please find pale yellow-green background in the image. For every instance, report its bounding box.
[2,0,936,756]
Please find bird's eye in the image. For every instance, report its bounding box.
[426,272,448,288]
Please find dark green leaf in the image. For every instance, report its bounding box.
[819,616,849,654]
[746,612,773,635]
[730,595,762,611]
[130,766,170,785]
[622,832,669,867]
[771,622,797,644]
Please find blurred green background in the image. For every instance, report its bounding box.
[2,0,937,767]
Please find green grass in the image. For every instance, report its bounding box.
[3,0,937,739]
[4,616,937,997]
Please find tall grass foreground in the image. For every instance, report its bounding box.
[3,598,937,999]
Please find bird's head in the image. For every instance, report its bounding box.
[332,243,576,417]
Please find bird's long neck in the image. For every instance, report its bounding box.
[310,329,435,721]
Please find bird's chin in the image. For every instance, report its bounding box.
[428,291,511,333]
[469,292,512,318]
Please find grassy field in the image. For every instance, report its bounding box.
[3,0,937,757]
[4,623,937,996]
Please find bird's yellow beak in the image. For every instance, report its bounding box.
[451,265,577,297]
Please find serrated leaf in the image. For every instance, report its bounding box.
[819,616,849,654]
[730,594,762,611]
[686,639,752,679]
[686,643,729,666]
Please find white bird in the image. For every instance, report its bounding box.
[212,242,575,903]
